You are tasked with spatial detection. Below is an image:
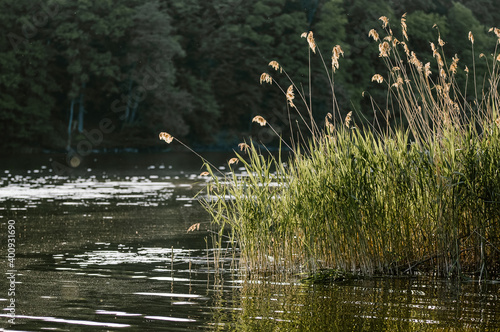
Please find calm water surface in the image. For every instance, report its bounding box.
[0,153,499,331]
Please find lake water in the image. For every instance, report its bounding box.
[1,153,499,331]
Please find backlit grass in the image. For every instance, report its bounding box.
[195,17,500,278]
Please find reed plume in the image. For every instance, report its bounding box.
[238,142,250,152]
[372,74,383,83]
[269,60,281,72]
[252,115,267,126]
[260,73,272,84]
[331,45,344,72]
[302,31,316,53]
[159,132,174,143]
[286,85,295,107]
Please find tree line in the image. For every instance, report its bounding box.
[0,0,497,152]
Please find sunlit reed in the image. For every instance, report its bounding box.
[199,16,500,279]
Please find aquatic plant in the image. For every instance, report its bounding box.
[163,16,500,279]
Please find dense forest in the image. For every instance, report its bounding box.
[0,0,498,153]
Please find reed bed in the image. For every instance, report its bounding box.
[168,16,500,278]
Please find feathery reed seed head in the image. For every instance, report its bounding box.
[372,74,384,83]
[433,48,444,66]
[200,171,210,176]
[401,42,410,56]
[468,31,474,44]
[401,13,408,40]
[260,73,272,84]
[438,35,445,47]
[430,42,437,56]
[392,77,404,88]
[379,42,390,57]
[252,115,267,126]
[286,85,295,107]
[368,29,379,41]
[228,157,239,165]
[410,52,423,71]
[379,16,389,29]
[440,68,447,79]
[345,111,352,128]
[302,31,316,53]
[325,114,334,132]
[489,27,500,41]
[331,45,344,72]
[269,60,281,72]
[437,56,444,68]
[159,132,174,144]
[238,142,250,152]
[424,62,432,77]
[450,55,459,74]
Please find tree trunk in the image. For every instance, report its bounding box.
[77,82,86,133]
[129,98,139,124]
[66,98,75,151]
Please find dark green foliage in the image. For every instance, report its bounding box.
[0,0,498,152]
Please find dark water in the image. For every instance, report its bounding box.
[0,153,499,331]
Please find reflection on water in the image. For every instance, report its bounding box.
[214,278,500,331]
[0,153,499,331]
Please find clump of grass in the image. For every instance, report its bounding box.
[166,16,500,279]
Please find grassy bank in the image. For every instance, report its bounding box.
[172,17,500,278]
